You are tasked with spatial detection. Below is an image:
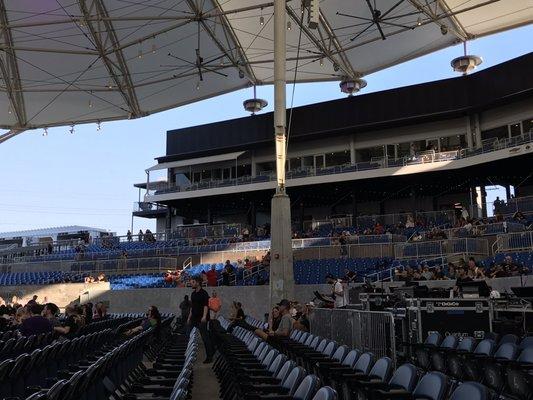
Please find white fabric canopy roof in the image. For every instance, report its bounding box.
[0,0,531,141]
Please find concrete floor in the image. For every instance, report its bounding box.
[190,344,220,400]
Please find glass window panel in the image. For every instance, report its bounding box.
[397,142,411,158]
[522,118,533,134]
[302,156,314,168]
[509,122,522,137]
[356,146,383,162]
[325,150,350,167]
[481,126,508,141]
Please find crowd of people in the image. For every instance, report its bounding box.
[0,295,109,339]
[393,255,529,282]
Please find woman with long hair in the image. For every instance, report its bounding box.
[125,305,161,336]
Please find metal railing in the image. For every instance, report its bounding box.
[445,222,525,238]
[133,202,168,213]
[152,132,533,195]
[394,238,489,259]
[310,308,396,365]
[493,231,533,253]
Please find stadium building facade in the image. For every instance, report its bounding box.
[135,54,533,233]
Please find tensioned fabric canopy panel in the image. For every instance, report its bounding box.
[0,0,531,136]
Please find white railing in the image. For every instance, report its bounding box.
[394,238,489,259]
[493,231,533,253]
[153,132,533,196]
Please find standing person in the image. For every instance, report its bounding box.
[54,305,83,339]
[188,276,214,364]
[206,265,218,287]
[179,295,191,325]
[326,274,346,308]
[208,291,222,319]
[138,229,144,242]
[26,295,38,306]
[126,230,132,242]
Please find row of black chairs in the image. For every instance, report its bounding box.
[24,317,193,400]
[0,332,55,362]
[118,326,199,400]
[214,317,337,400]
[412,332,533,400]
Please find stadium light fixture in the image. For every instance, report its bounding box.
[42,128,48,137]
[451,42,482,75]
[243,85,268,115]
[69,125,75,134]
[339,77,367,96]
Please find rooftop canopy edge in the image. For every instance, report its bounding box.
[0,0,530,142]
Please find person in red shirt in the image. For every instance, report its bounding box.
[206,265,218,287]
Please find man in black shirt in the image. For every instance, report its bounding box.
[188,276,214,363]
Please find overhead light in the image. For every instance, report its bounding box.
[196,81,200,90]
[43,128,48,137]
[451,41,482,75]
[88,99,93,108]
[243,85,268,115]
[97,121,101,131]
[440,25,448,35]
[333,63,339,72]
[8,106,12,114]
[339,77,367,96]
[417,16,422,26]
[319,58,324,67]
[238,70,245,79]
[287,21,291,30]
[259,15,264,25]
[69,125,75,134]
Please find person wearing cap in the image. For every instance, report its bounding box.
[271,299,293,337]
[255,299,293,341]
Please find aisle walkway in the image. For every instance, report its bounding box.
[190,345,220,400]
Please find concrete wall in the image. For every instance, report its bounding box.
[0,282,110,310]
[84,284,331,319]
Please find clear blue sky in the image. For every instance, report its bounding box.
[1,25,532,235]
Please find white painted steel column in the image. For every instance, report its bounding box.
[270,0,294,308]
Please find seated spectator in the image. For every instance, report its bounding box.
[13,306,29,326]
[255,299,293,341]
[55,305,84,339]
[230,301,245,322]
[93,302,108,320]
[125,305,162,336]
[293,304,310,332]
[83,302,93,325]
[20,303,51,336]
[267,306,281,332]
[42,303,60,327]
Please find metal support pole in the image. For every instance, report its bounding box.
[270,0,294,308]
[274,0,287,192]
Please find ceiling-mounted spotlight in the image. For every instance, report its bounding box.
[196,81,200,90]
[339,77,367,96]
[97,121,101,131]
[238,69,245,79]
[451,41,482,75]
[88,99,93,108]
[43,127,48,137]
[69,125,75,134]
[440,25,448,35]
[7,105,12,114]
[287,21,291,30]
[416,16,422,26]
[333,63,339,72]
[243,85,268,115]
[260,7,264,25]
[319,58,324,67]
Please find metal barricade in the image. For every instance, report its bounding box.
[310,308,396,365]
